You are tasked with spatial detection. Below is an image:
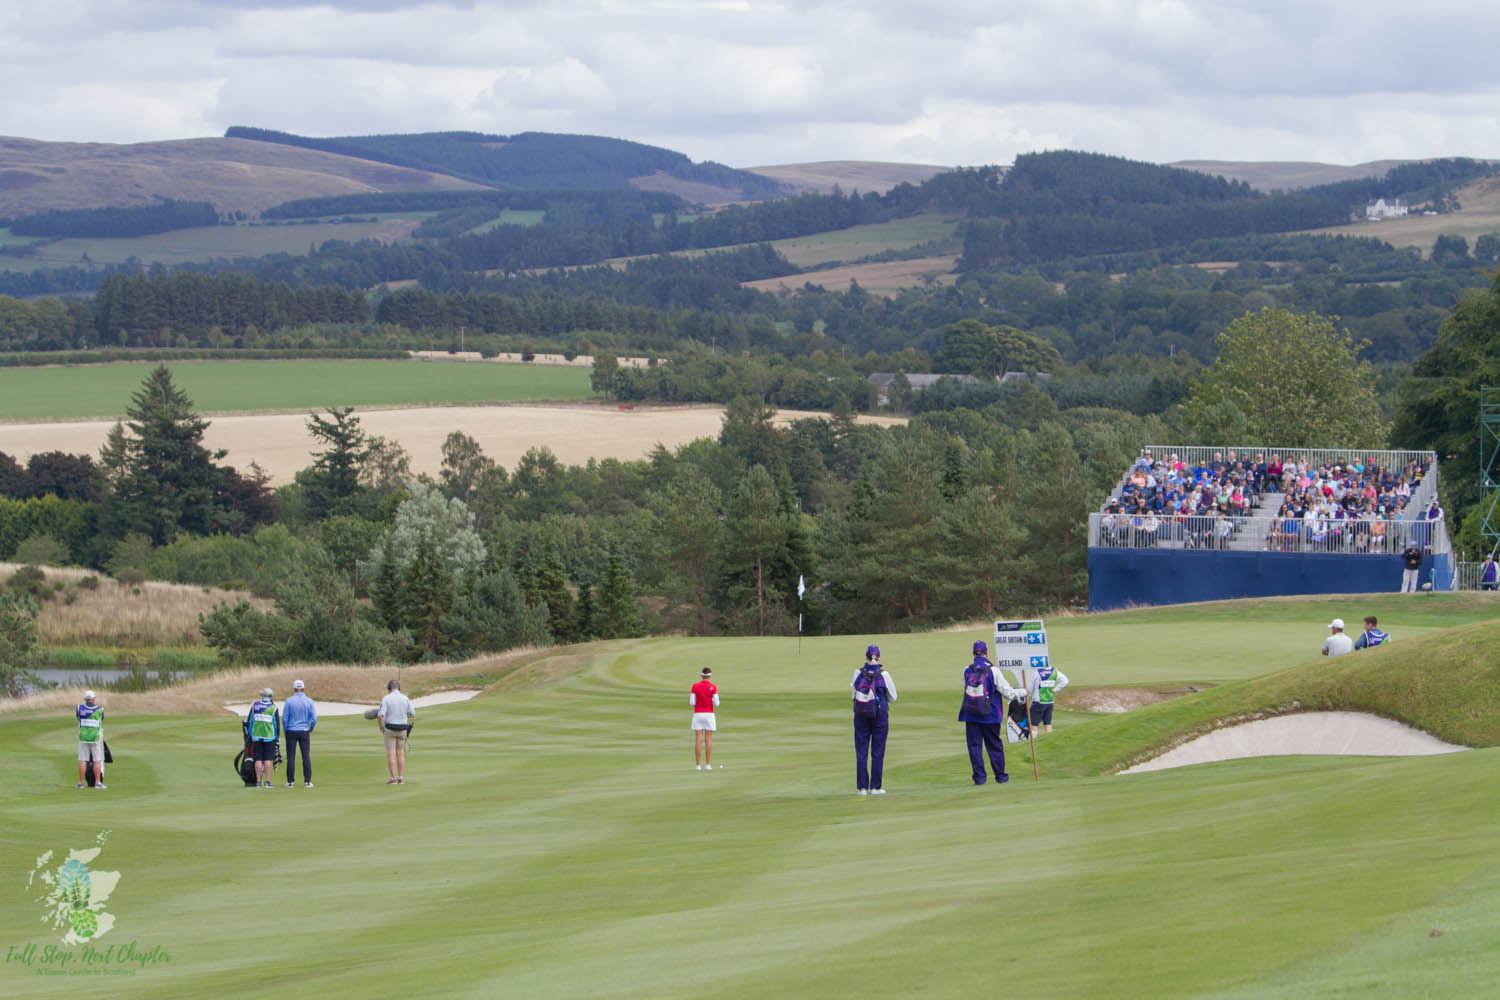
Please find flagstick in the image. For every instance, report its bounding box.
[1025,694,1039,781]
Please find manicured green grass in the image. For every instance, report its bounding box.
[0,360,594,420]
[4,597,1500,996]
[0,215,433,272]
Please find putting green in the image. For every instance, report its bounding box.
[3,596,1499,997]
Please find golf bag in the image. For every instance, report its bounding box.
[83,741,112,786]
[1005,699,1031,744]
[234,719,281,786]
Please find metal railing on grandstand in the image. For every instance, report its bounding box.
[1450,559,1500,591]
[1138,445,1436,473]
[1088,512,1450,555]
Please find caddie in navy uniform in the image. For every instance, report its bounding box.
[851,644,898,795]
[957,640,1026,785]
[1026,662,1070,734]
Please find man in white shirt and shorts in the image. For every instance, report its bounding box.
[378,679,416,784]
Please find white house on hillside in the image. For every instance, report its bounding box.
[1366,198,1409,220]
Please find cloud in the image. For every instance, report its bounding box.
[2,0,1498,166]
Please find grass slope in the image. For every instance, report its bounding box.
[3,599,1500,997]
[0,216,432,272]
[0,360,593,421]
[0,135,485,218]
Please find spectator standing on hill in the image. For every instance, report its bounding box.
[851,645,897,795]
[957,640,1027,786]
[1322,619,1353,658]
[1480,553,1498,591]
[282,679,317,788]
[690,667,718,770]
[75,690,106,789]
[247,687,280,788]
[1401,544,1423,592]
[1353,616,1390,650]
[378,679,414,785]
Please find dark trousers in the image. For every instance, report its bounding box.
[285,730,311,783]
[965,722,1007,785]
[854,712,889,790]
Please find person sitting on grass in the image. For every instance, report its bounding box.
[1353,616,1390,650]
[1322,619,1353,657]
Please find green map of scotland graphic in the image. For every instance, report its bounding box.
[28,833,120,944]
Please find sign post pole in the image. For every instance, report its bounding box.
[995,619,1048,782]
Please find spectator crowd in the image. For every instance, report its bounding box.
[1098,449,1438,553]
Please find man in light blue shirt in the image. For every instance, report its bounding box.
[283,680,318,788]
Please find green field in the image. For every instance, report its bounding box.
[768,213,961,268]
[0,360,594,420]
[600,213,962,274]
[465,209,547,234]
[0,226,41,252]
[3,594,1499,997]
[0,215,433,273]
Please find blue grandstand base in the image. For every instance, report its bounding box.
[1087,550,1452,612]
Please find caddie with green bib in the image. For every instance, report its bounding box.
[75,690,106,789]
[1026,663,1070,734]
[247,687,281,788]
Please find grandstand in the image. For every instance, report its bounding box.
[1087,445,1452,611]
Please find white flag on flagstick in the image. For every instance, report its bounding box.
[797,575,806,599]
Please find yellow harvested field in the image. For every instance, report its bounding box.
[0,403,903,485]
[745,256,958,297]
[1296,175,1500,255]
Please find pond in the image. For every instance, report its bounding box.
[26,667,195,693]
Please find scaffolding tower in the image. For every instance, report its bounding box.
[1481,387,1500,559]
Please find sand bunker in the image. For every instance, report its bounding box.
[1121,711,1466,774]
[223,689,480,717]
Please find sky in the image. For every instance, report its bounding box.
[3,0,1498,169]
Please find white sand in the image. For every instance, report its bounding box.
[223,688,480,717]
[1121,711,1467,774]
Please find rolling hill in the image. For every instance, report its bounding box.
[0,135,486,217]
[225,126,787,203]
[746,160,951,195]
[1169,158,1417,191]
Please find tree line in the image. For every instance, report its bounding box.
[0,364,1160,670]
[9,200,219,238]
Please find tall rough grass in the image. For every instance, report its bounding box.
[2,562,269,647]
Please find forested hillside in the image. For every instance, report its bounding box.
[3,148,1499,656]
[226,126,787,198]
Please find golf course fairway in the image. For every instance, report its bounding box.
[4,594,1499,998]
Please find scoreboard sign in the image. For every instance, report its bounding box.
[996,619,1046,744]
[993,619,1047,680]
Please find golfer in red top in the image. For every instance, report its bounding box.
[690,667,719,770]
